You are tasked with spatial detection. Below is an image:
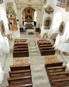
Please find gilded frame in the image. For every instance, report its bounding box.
[44,17,51,29]
[65,0,69,11]
[59,21,65,35]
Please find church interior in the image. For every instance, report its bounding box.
[0,0,69,87]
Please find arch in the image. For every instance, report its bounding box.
[22,7,37,22]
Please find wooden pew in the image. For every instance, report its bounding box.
[49,71,69,76]
[51,77,69,84]
[14,39,27,41]
[7,76,32,85]
[14,43,28,46]
[9,70,31,77]
[40,49,55,56]
[45,61,69,87]
[13,48,28,52]
[14,45,28,49]
[38,44,52,47]
[13,51,29,57]
[14,40,27,42]
[38,43,51,46]
[7,64,32,87]
[10,65,30,71]
[40,47,54,50]
[7,83,32,87]
[47,66,66,73]
[45,62,63,67]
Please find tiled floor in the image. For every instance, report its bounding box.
[0,33,69,87]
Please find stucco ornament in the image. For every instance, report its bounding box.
[65,0,69,11]
[59,21,65,35]
[44,17,51,29]
[45,5,54,14]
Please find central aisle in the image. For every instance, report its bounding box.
[27,34,51,87]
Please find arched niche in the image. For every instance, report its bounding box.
[44,17,51,29]
[0,20,5,36]
[22,7,35,22]
[59,21,65,35]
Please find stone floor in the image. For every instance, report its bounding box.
[0,33,69,87]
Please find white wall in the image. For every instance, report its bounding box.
[49,1,69,40]
[5,0,20,38]
[0,3,9,35]
[41,0,54,37]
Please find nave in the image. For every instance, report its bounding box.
[1,33,69,87]
[0,0,69,87]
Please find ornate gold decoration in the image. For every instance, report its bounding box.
[44,0,47,4]
[23,7,34,22]
[65,0,69,11]
[0,0,3,4]
[7,2,16,18]
[44,17,51,29]
[28,0,32,2]
[59,21,65,35]
[45,5,54,14]
[50,33,58,44]
[0,20,5,36]
[7,2,17,31]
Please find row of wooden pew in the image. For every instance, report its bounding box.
[7,65,32,87]
[13,39,29,58]
[45,62,69,87]
[37,40,55,56]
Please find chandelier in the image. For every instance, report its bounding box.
[28,0,32,2]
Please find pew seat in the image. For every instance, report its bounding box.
[7,83,32,87]
[38,43,51,45]
[40,50,55,56]
[14,43,28,46]
[38,44,52,47]
[14,46,28,49]
[8,76,32,85]
[10,65,30,71]
[45,62,63,67]
[9,70,31,77]
[40,47,54,51]
[49,71,69,76]
[14,39,27,41]
[13,51,29,57]
[13,48,28,52]
[47,66,66,71]
[51,77,69,83]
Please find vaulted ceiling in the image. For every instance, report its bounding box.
[15,0,45,5]
[14,0,46,10]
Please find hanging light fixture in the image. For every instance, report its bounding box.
[0,0,4,4]
[28,0,32,2]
